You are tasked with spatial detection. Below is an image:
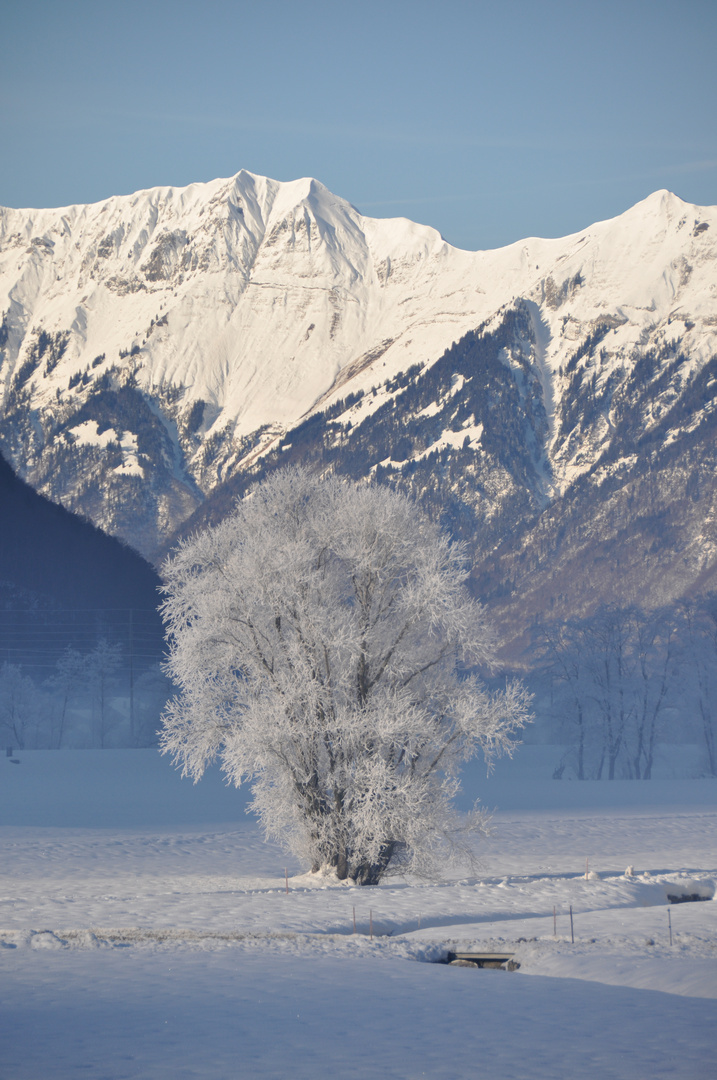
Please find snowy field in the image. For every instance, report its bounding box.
[1,747,716,1079]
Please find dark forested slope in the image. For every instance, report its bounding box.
[0,449,163,615]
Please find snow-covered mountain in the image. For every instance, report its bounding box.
[1,171,716,638]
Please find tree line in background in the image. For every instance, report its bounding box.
[2,591,717,778]
[0,643,171,750]
[530,594,717,779]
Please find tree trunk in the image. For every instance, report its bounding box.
[352,842,396,886]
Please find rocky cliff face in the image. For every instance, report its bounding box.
[1,173,715,643]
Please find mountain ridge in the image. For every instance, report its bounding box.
[1,171,715,649]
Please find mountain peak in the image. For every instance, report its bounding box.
[616,187,708,229]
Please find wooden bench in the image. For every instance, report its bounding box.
[445,951,520,970]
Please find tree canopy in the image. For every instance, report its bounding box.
[160,468,530,884]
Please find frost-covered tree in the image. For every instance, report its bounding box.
[629,610,676,779]
[85,638,123,748]
[681,595,717,776]
[160,468,530,884]
[46,646,86,748]
[582,606,636,780]
[534,618,590,779]
[0,662,45,750]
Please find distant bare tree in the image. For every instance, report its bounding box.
[0,662,44,750]
[86,638,123,748]
[535,604,680,780]
[630,610,677,778]
[46,647,86,748]
[582,606,636,780]
[681,596,717,776]
[534,619,589,779]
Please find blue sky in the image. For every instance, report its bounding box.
[2,0,715,250]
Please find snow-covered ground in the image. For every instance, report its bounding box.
[1,747,716,1079]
